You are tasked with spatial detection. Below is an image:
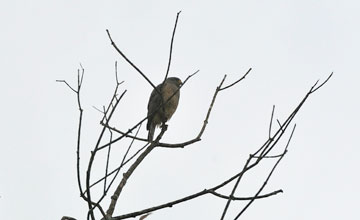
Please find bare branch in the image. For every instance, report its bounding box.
[120,123,143,167]
[56,80,77,93]
[106,29,160,95]
[61,11,333,219]
[234,131,294,219]
[209,189,283,200]
[58,67,101,219]
[269,105,275,138]
[79,63,85,86]
[310,72,333,94]
[86,143,149,193]
[93,105,106,115]
[220,156,252,220]
[114,61,119,85]
[104,129,113,193]
[86,124,145,218]
[219,68,252,91]
[111,74,332,219]
[276,119,283,132]
[75,68,85,199]
[100,123,148,142]
[164,11,181,81]
[156,68,251,149]
[105,126,168,218]
[87,202,107,220]
[100,124,144,198]
[284,124,296,152]
[85,89,127,220]
[111,164,281,220]
[62,216,77,220]
[253,153,285,159]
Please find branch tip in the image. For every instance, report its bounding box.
[311,72,333,93]
[219,68,252,91]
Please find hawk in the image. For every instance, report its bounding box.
[146,77,182,141]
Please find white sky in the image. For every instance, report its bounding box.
[1,0,359,219]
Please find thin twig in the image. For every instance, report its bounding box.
[276,119,283,132]
[86,143,149,192]
[121,124,143,167]
[164,11,181,81]
[310,72,333,94]
[100,123,148,142]
[219,68,252,91]
[285,124,297,151]
[58,67,100,220]
[56,80,77,93]
[106,29,160,96]
[104,129,112,194]
[75,67,85,199]
[220,155,252,220]
[115,61,119,85]
[209,189,283,200]
[253,154,284,159]
[269,105,275,138]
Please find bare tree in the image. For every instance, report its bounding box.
[58,12,332,220]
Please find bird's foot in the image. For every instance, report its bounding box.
[161,123,168,129]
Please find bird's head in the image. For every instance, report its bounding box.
[167,77,182,88]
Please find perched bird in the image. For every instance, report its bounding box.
[146,77,182,141]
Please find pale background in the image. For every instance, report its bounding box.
[1,0,359,219]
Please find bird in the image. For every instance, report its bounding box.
[146,77,182,141]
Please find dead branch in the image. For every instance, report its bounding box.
[110,74,332,220]
[85,85,127,219]
[58,66,95,218]
[164,11,181,81]
[86,143,149,193]
[106,29,160,96]
[234,126,295,219]
[218,68,252,91]
[157,68,252,148]
[105,126,168,218]
[209,189,283,201]
[60,10,333,220]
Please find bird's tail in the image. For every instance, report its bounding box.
[148,124,155,141]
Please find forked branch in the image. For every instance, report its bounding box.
[60,10,333,220]
[110,73,332,220]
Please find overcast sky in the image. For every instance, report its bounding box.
[1,1,359,220]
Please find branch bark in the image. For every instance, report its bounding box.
[105,126,168,218]
[110,73,332,220]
